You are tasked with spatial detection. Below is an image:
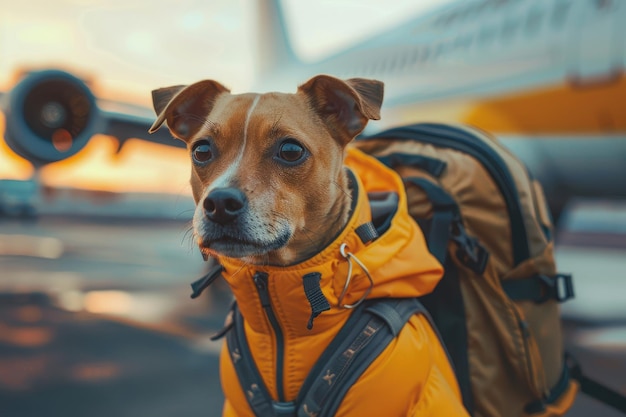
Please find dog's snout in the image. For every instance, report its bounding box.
[204,188,247,224]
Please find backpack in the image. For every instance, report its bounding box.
[351,122,624,416]
[192,122,626,417]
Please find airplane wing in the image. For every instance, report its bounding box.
[100,107,185,152]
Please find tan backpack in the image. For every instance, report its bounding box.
[353,122,623,417]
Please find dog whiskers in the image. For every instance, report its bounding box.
[301,227,318,246]
[181,224,196,252]
[230,262,248,279]
[332,179,352,200]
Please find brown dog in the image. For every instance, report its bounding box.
[149,75,467,417]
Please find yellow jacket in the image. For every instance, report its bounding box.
[216,148,469,417]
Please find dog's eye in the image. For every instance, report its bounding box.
[277,140,307,164]
[192,141,213,165]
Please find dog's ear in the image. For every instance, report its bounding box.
[149,80,230,141]
[298,75,384,144]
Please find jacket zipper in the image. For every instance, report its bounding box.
[253,271,286,402]
[361,122,530,265]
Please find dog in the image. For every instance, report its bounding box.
[150,75,468,417]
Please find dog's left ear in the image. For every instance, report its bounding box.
[298,75,384,144]
[149,80,230,141]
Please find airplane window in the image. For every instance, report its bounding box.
[421,46,431,63]
[434,12,452,27]
[525,8,543,35]
[551,1,572,29]
[280,0,457,61]
[397,52,410,72]
[431,43,442,60]
[436,40,454,59]
[408,47,421,67]
[455,33,473,50]
[479,26,497,45]
[501,18,519,41]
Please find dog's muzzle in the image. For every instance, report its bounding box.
[203,187,247,225]
[195,187,292,258]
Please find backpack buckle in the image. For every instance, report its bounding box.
[451,221,489,274]
[537,274,574,303]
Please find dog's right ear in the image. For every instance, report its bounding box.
[299,75,384,145]
[149,80,230,141]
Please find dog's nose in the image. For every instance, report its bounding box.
[203,187,247,224]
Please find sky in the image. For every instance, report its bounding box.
[0,0,456,104]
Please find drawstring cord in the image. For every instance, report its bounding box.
[337,243,374,309]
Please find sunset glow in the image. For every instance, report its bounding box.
[41,136,191,194]
[0,114,35,180]
[0,112,192,195]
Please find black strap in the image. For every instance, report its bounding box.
[302,272,331,330]
[502,274,574,303]
[226,306,296,417]
[418,255,474,413]
[568,353,626,413]
[210,300,236,341]
[297,298,426,417]
[190,264,224,299]
[377,152,447,178]
[525,358,574,414]
[354,222,379,244]
[403,177,456,265]
[404,177,489,274]
[528,352,626,414]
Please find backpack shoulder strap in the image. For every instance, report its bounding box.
[404,176,489,274]
[296,298,427,417]
[226,304,297,417]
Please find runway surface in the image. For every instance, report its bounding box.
[0,212,624,417]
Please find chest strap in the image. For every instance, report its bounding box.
[226,298,427,417]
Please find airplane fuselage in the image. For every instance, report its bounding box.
[256,0,626,216]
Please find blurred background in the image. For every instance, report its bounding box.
[0,0,625,416]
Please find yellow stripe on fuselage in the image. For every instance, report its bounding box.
[389,74,626,136]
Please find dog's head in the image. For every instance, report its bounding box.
[150,75,383,265]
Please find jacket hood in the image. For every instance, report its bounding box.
[216,147,443,336]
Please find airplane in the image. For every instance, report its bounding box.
[1,0,625,219]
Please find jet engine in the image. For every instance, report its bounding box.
[2,69,103,166]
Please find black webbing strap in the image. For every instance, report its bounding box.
[226,305,297,417]
[404,176,489,274]
[377,153,447,178]
[190,264,224,299]
[525,358,574,414]
[502,274,574,303]
[568,353,626,413]
[303,272,331,330]
[297,298,426,417]
[354,222,379,244]
[403,177,457,265]
[526,353,626,414]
